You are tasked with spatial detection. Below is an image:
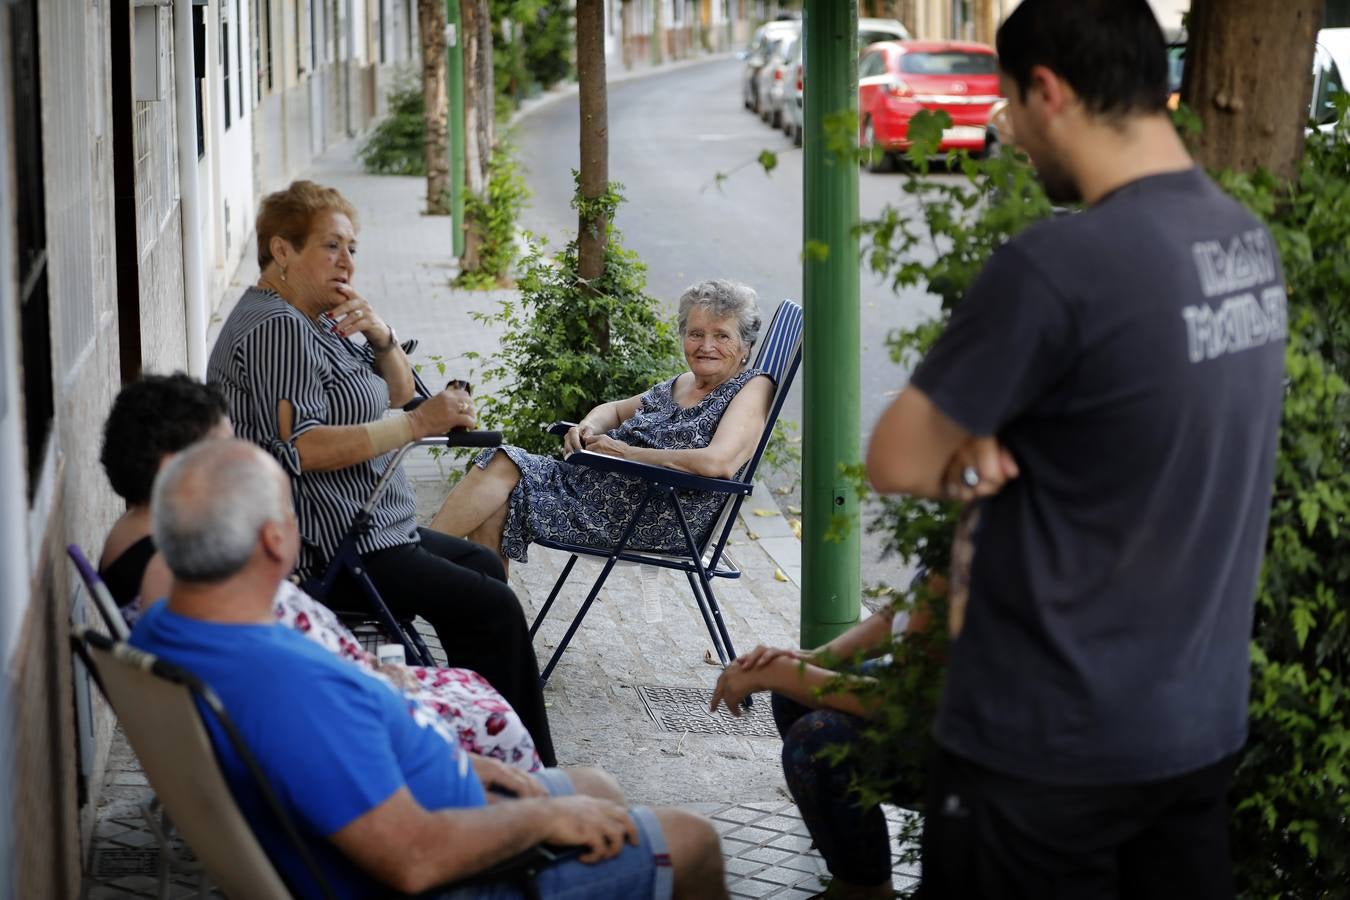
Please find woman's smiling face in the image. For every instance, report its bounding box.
[682,306,746,385]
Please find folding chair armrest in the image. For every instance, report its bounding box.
[566,450,753,495]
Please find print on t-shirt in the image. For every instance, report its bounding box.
[1183,228,1288,364]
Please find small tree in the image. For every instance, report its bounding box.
[576,0,611,351]
[1181,0,1322,182]
[460,0,496,272]
[417,0,450,214]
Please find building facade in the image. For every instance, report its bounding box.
[0,2,419,894]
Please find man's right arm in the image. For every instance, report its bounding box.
[331,789,638,894]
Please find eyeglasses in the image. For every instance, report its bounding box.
[684,330,738,347]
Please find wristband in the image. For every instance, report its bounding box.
[363,415,414,455]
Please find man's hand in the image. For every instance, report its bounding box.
[469,755,547,803]
[583,434,631,459]
[943,435,1019,502]
[709,659,764,717]
[541,796,639,863]
[408,388,476,438]
[563,423,595,455]
[734,644,812,671]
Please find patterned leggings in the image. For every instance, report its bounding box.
[772,685,923,887]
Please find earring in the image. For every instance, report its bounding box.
[280,265,288,282]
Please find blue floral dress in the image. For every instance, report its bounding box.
[476,368,771,563]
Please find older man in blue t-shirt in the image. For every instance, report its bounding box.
[132,438,726,900]
[867,2,1285,897]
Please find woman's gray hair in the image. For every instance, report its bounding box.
[152,440,292,583]
[676,280,763,356]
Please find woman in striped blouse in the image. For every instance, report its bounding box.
[206,181,554,766]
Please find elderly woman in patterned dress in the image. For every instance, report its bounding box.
[433,280,775,572]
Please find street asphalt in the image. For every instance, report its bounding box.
[513,56,950,595]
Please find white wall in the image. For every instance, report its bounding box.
[1147,0,1189,31]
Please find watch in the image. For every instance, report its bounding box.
[374,324,399,354]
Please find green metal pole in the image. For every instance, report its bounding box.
[446,0,466,257]
[800,0,860,648]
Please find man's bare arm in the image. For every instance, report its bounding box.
[866,386,971,499]
[331,789,637,894]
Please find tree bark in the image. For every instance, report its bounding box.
[1181,0,1321,182]
[460,0,494,270]
[418,0,450,214]
[576,0,610,351]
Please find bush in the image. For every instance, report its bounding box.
[467,177,684,454]
[850,110,1349,896]
[357,78,426,176]
[457,140,530,289]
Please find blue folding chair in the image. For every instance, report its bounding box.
[529,299,804,683]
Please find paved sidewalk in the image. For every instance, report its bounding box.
[86,126,918,898]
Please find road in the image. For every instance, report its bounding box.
[513,57,951,590]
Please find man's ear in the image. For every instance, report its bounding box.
[1027,64,1073,123]
[259,519,289,564]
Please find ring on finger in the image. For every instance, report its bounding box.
[961,466,981,489]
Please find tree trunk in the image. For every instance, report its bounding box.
[1181,0,1321,182]
[418,0,450,214]
[576,0,610,352]
[460,0,494,270]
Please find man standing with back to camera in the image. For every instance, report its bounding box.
[865,1,1287,896]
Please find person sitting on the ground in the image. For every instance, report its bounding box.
[433,280,774,572]
[98,373,542,770]
[708,541,978,900]
[132,438,727,900]
[208,180,554,765]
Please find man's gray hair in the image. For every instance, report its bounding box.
[676,280,763,355]
[152,439,292,583]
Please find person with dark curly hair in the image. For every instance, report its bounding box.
[99,373,232,608]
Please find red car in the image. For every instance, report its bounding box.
[858,40,1002,171]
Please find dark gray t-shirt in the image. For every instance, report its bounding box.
[910,167,1286,785]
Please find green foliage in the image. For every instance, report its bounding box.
[1217,124,1350,898]
[492,0,573,119]
[467,178,684,454]
[457,140,530,289]
[846,109,1350,898]
[761,419,802,492]
[357,77,426,176]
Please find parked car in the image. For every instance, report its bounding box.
[858,40,1002,171]
[741,19,801,113]
[1312,28,1349,135]
[782,36,804,146]
[858,17,912,47]
[754,31,799,127]
[781,19,914,148]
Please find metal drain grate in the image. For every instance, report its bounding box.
[93,847,159,877]
[635,684,779,737]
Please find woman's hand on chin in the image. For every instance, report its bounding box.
[582,434,631,459]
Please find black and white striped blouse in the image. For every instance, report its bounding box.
[206,287,418,578]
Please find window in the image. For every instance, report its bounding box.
[254,0,273,101]
[194,3,206,156]
[221,4,232,129]
[859,51,886,79]
[10,0,54,498]
[236,0,245,119]
[1312,47,1345,126]
[899,51,997,76]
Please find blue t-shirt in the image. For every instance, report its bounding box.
[131,601,486,899]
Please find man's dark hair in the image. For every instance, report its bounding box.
[996,0,1169,118]
[100,374,229,505]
